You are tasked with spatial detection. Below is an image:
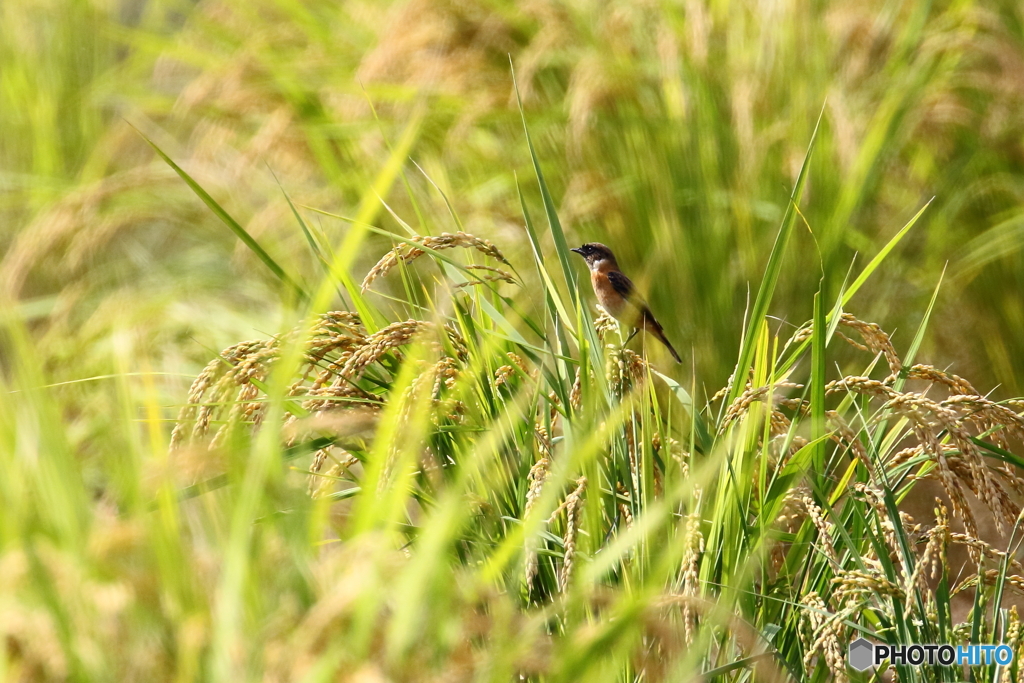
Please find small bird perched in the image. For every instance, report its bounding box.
[571,243,682,363]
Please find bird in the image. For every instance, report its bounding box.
[571,242,682,363]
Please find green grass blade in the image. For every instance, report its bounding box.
[511,60,578,303]
[810,288,827,476]
[843,199,933,307]
[133,125,306,301]
[896,264,945,389]
[728,105,823,405]
[870,265,946,459]
[652,369,712,454]
[269,167,332,272]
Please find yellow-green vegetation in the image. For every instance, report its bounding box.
[5,0,1024,681]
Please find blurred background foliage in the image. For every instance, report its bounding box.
[4,0,1024,456]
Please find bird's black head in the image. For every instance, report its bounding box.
[570,242,618,269]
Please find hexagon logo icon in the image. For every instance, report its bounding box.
[848,638,875,671]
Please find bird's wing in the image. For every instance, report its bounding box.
[608,270,681,363]
[606,270,639,303]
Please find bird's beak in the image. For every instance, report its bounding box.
[570,247,583,255]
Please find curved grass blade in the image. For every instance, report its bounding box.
[132,125,307,302]
[896,263,945,388]
[269,168,331,271]
[844,199,932,306]
[775,200,931,378]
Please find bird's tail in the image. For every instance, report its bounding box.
[641,308,682,363]
[653,327,683,363]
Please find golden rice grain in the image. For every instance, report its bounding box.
[832,569,904,598]
[679,495,704,646]
[559,476,587,593]
[802,495,840,568]
[361,231,509,292]
[615,483,634,531]
[800,592,847,683]
[720,381,803,430]
[794,314,901,378]
[524,427,552,591]
[308,450,360,498]
[1002,606,1019,683]
[453,264,517,288]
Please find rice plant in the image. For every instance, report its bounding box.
[6,1,1024,680]
[19,119,1008,681]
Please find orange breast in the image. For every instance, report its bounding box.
[592,271,634,323]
